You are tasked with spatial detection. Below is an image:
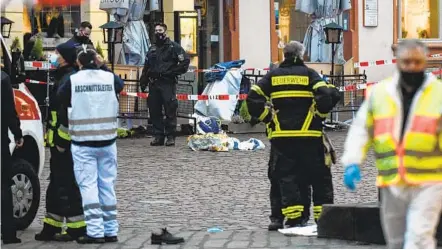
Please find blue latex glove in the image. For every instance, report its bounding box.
[344,164,361,191]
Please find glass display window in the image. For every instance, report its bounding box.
[179,12,198,55]
[399,0,441,39]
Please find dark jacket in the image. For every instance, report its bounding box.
[246,58,340,144]
[46,65,76,148]
[66,34,94,48]
[140,38,190,91]
[1,71,22,145]
[57,64,124,148]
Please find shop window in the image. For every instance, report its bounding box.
[23,4,81,38]
[274,0,311,62]
[399,0,441,39]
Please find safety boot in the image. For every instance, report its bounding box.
[285,218,308,228]
[2,237,21,244]
[165,136,175,146]
[53,232,75,242]
[268,218,283,231]
[150,137,165,146]
[35,224,61,241]
[76,235,105,244]
[105,236,118,243]
[151,228,184,245]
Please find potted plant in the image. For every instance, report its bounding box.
[30,37,44,61]
[10,37,21,52]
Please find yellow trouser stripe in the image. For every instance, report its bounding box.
[50,111,57,127]
[58,125,71,141]
[66,220,86,229]
[271,130,322,138]
[285,212,302,219]
[43,217,63,228]
[282,205,304,214]
[251,85,269,100]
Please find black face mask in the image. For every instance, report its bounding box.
[155,33,166,43]
[400,71,425,89]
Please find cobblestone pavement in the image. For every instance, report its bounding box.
[4,131,384,249]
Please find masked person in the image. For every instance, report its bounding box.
[1,71,23,245]
[35,42,87,242]
[67,21,93,47]
[342,40,442,249]
[140,23,190,146]
[57,45,123,244]
[246,41,339,228]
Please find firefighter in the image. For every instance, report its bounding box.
[140,23,190,146]
[35,42,86,242]
[57,45,124,244]
[342,39,442,248]
[1,70,23,244]
[246,41,339,227]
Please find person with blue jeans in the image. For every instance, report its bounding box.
[57,44,124,244]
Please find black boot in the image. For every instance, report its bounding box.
[105,236,118,243]
[76,235,105,244]
[165,136,175,146]
[53,232,75,242]
[151,228,184,245]
[268,218,283,231]
[35,223,61,241]
[285,218,308,228]
[150,137,165,146]
[2,236,21,244]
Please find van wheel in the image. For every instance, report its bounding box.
[10,158,40,230]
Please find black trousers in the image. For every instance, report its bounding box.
[272,139,334,225]
[1,143,17,239]
[43,147,85,237]
[148,81,178,138]
[268,146,311,223]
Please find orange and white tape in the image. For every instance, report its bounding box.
[354,53,442,69]
[25,79,52,85]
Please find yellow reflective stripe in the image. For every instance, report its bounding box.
[251,85,269,100]
[69,117,117,126]
[58,125,71,141]
[47,130,54,147]
[43,217,63,228]
[312,81,328,90]
[315,111,329,118]
[301,104,314,131]
[273,113,281,131]
[50,111,57,127]
[66,220,86,229]
[258,107,269,121]
[282,205,304,214]
[270,90,313,99]
[266,124,272,139]
[271,75,309,86]
[271,130,322,138]
[326,84,335,88]
[285,212,302,219]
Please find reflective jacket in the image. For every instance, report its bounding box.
[246,59,340,140]
[45,65,76,148]
[342,73,442,186]
[57,65,124,147]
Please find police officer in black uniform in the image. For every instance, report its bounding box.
[246,41,339,227]
[140,23,190,146]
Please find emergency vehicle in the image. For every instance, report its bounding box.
[2,34,45,230]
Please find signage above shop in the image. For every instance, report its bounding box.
[363,0,378,27]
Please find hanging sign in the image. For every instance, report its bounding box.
[363,0,378,27]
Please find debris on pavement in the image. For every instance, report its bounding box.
[278,224,318,237]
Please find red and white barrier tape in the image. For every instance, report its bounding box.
[25,79,52,85]
[119,92,249,100]
[24,61,56,70]
[354,53,442,69]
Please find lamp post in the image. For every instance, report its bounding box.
[99,21,124,72]
[1,16,14,38]
[323,22,343,80]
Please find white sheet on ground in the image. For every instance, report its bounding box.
[194,70,243,122]
[278,225,318,237]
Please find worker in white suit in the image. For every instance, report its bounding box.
[341,39,442,249]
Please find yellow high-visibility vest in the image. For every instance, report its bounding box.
[367,79,442,186]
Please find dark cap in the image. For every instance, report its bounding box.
[56,42,77,66]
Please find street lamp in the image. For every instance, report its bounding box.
[99,21,124,72]
[323,22,343,78]
[1,16,14,38]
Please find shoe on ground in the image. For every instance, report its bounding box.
[268,219,283,231]
[35,231,56,241]
[165,137,175,146]
[150,137,164,146]
[76,235,105,244]
[151,228,184,245]
[285,220,309,228]
[53,232,75,242]
[2,237,21,244]
[105,236,118,243]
